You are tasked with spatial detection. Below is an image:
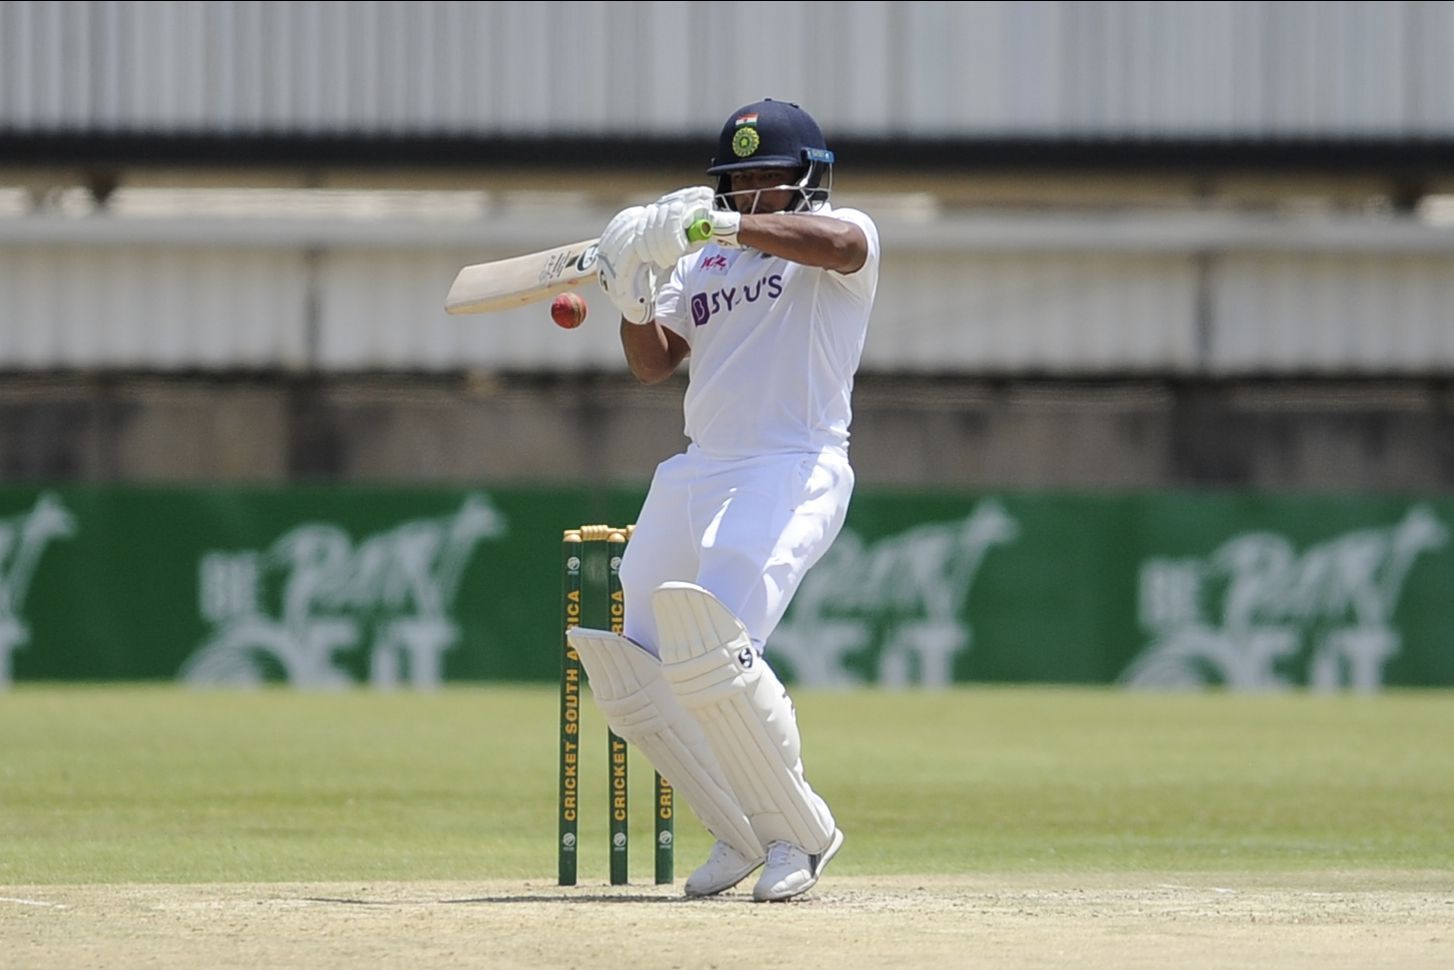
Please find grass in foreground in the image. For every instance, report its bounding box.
[1,685,1451,884]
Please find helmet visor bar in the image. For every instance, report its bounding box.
[714,166,832,214]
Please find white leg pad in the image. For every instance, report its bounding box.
[567,627,761,863]
[651,582,837,855]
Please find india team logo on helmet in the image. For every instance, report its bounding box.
[708,98,834,213]
[731,113,761,158]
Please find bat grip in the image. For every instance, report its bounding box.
[687,219,713,243]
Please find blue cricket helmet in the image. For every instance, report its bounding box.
[707,98,834,212]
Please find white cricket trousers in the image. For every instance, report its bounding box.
[620,445,854,656]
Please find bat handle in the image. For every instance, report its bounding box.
[687,218,714,243]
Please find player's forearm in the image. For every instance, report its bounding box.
[620,319,684,384]
[736,214,868,274]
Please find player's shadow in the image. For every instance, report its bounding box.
[446,894,730,905]
[302,894,742,906]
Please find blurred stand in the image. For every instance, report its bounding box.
[2,1,1452,491]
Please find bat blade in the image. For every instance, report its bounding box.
[445,237,602,315]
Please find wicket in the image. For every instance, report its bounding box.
[558,525,674,886]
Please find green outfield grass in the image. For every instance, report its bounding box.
[1,685,1451,885]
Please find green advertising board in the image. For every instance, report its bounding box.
[2,486,1450,691]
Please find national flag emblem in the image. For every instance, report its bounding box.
[735,113,759,127]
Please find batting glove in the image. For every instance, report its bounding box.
[597,205,660,325]
[636,186,742,267]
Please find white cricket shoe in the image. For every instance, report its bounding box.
[684,840,764,898]
[751,829,844,902]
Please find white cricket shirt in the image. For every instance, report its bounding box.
[653,205,879,460]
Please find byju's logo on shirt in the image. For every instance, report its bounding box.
[690,274,784,327]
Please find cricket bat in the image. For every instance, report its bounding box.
[445,237,602,315]
[444,219,714,316]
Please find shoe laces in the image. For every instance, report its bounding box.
[765,841,798,867]
[706,841,736,865]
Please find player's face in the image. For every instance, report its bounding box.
[727,169,799,214]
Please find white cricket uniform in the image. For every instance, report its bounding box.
[621,205,879,655]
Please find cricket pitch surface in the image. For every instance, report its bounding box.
[6,872,1449,969]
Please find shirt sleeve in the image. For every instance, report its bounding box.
[653,258,693,341]
[825,208,879,301]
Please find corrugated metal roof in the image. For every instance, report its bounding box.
[2,1,1451,139]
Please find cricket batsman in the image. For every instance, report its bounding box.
[568,98,879,901]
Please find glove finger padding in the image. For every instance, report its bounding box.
[653,186,716,209]
[597,205,660,324]
[664,186,741,249]
[637,200,694,268]
[637,186,721,267]
[598,204,647,272]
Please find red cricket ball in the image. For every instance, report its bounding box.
[550,292,588,329]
